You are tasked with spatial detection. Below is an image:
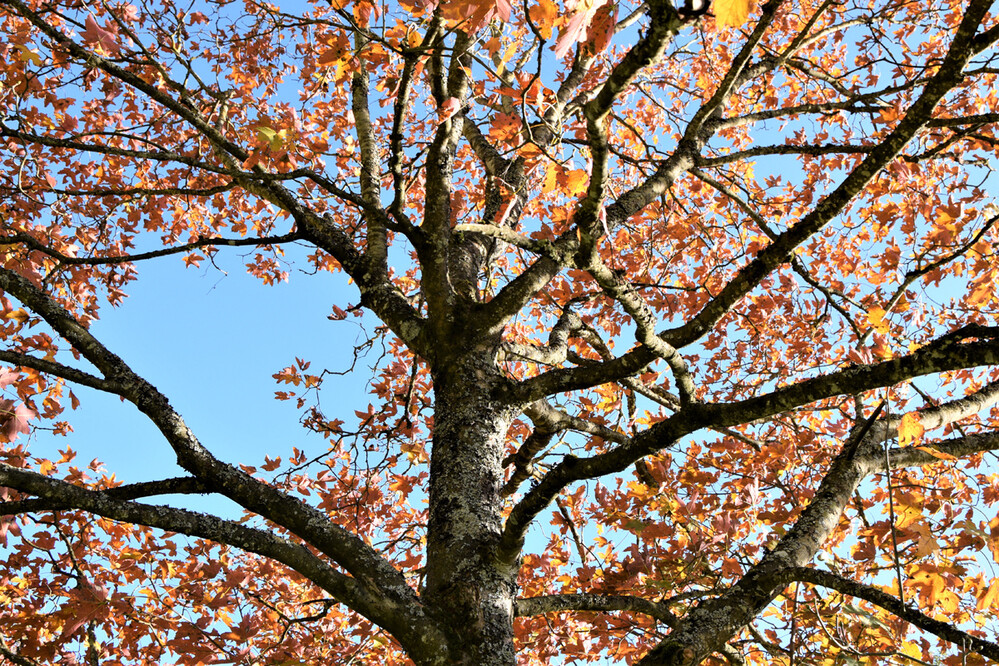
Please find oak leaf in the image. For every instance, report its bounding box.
[15,44,42,66]
[977,580,999,611]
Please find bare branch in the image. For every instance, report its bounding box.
[0,231,304,267]
[0,476,210,515]
[0,350,112,392]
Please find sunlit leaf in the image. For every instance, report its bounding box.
[898,411,925,446]
[866,306,890,335]
[714,0,751,27]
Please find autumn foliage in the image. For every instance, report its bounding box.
[2,0,999,664]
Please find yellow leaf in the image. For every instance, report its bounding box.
[625,480,651,500]
[900,642,923,662]
[256,125,277,144]
[866,306,890,334]
[255,126,287,151]
[16,44,43,66]
[714,0,751,28]
[496,40,519,77]
[274,129,288,151]
[543,162,559,194]
[5,308,29,325]
[897,411,924,446]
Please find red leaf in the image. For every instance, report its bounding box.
[81,14,120,55]
[438,96,461,122]
[0,399,34,443]
[555,0,611,58]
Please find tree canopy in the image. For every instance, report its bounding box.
[2,0,999,663]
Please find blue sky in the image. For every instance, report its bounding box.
[26,245,371,516]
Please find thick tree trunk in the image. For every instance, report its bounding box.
[423,349,519,665]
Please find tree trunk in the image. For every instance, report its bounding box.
[423,349,519,665]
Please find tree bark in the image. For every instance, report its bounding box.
[423,347,519,665]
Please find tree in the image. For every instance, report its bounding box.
[1,0,999,662]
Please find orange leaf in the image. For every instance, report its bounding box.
[977,579,999,610]
[530,0,559,40]
[565,168,589,196]
[584,3,617,55]
[543,162,560,194]
[517,142,543,160]
[914,445,957,461]
[438,97,461,122]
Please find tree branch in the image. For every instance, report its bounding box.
[0,264,433,640]
[0,463,447,654]
[3,0,429,361]
[351,32,387,274]
[0,476,210,515]
[0,639,41,666]
[515,592,679,627]
[786,567,999,661]
[502,324,999,571]
[0,231,304,267]
[503,0,999,411]
[0,350,112,393]
[663,18,995,351]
